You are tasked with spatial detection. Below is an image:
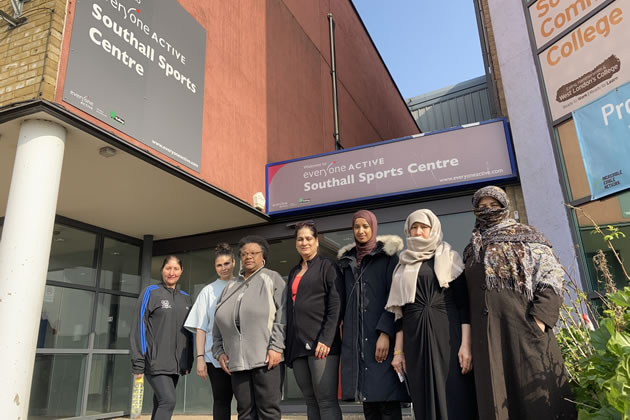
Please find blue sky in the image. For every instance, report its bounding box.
[352,0,486,99]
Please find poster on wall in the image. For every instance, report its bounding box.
[538,0,630,121]
[63,0,206,172]
[572,80,630,200]
[266,119,517,215]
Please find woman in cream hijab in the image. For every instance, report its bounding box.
[386,209,476,420]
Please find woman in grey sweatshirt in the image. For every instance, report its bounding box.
[212,235,286,420]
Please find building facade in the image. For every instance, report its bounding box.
[2,0,619,417]
[479,0,629,295]
[0,0,419,417]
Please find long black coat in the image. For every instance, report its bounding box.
[464,258,576,420]
[337,235,410,403]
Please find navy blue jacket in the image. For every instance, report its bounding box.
[338,236,410,403]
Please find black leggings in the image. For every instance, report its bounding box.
[208,364,234,420]
[292,355,342,420]
[145,374,179,420]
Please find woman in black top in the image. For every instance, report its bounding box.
[130,255,193,420]
[386,209,476,420]
[286,221,344,420]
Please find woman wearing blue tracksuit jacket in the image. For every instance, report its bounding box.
[130,255,193,420]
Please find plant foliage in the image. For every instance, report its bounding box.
[557,206,630,419]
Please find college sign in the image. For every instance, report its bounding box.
[533,0,630,121]
[529,0,605,49]
[572,80,630,199]
[266,119,516,215]
[63,0,206,171]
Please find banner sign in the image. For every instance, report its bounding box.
[529,0,605,49]
[266,119,516,215]
[572,80,630,200]
[63,0,206,172]
[538,0,630,121]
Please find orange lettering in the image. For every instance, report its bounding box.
[610,7,623,24]
[541,17,555,37]
[583,25,595,42]
[547,45,561,66]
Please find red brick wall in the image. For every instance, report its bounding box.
[51,0,418,204]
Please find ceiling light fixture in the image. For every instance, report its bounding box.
[99,146,117,158]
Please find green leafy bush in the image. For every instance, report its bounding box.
[568,287,630,419]
[557,207,630,419]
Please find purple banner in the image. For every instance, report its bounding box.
[266,119,516,214]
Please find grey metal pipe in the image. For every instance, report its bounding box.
[328,13,342,150]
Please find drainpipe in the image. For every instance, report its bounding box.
[328,13,342,150]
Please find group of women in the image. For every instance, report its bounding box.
[130,185,577,420]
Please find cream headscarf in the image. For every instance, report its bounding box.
[386,209,465,320]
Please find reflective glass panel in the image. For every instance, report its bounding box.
[183,367,214,413]
[284,367,304,400]
[48,224,98,287]
[28,354,86,418]
[94,294,136,349]
[86,354,132,415]
[152,248,231,297]
[100,238,141,293]
[39,286,94,348]
[580,225,630,291]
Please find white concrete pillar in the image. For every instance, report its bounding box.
[0,119,66,418]
[486,0,582,287]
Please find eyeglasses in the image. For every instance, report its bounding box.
[240,251,262,258]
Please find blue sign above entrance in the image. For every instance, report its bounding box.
[266,119,517,215]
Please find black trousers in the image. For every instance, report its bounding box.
[292,355,342,420]
[231,365,283,420]
[362,401,403,420]
[145,374,179,420]
[208,364,234,420]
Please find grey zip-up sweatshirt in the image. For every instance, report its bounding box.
[212,267,286,372]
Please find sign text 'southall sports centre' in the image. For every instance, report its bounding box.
[266,119,517,215]
[63,0,206,171]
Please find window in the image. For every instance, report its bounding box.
[31,221,141,418]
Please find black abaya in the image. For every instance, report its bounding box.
[402,259,477,420]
